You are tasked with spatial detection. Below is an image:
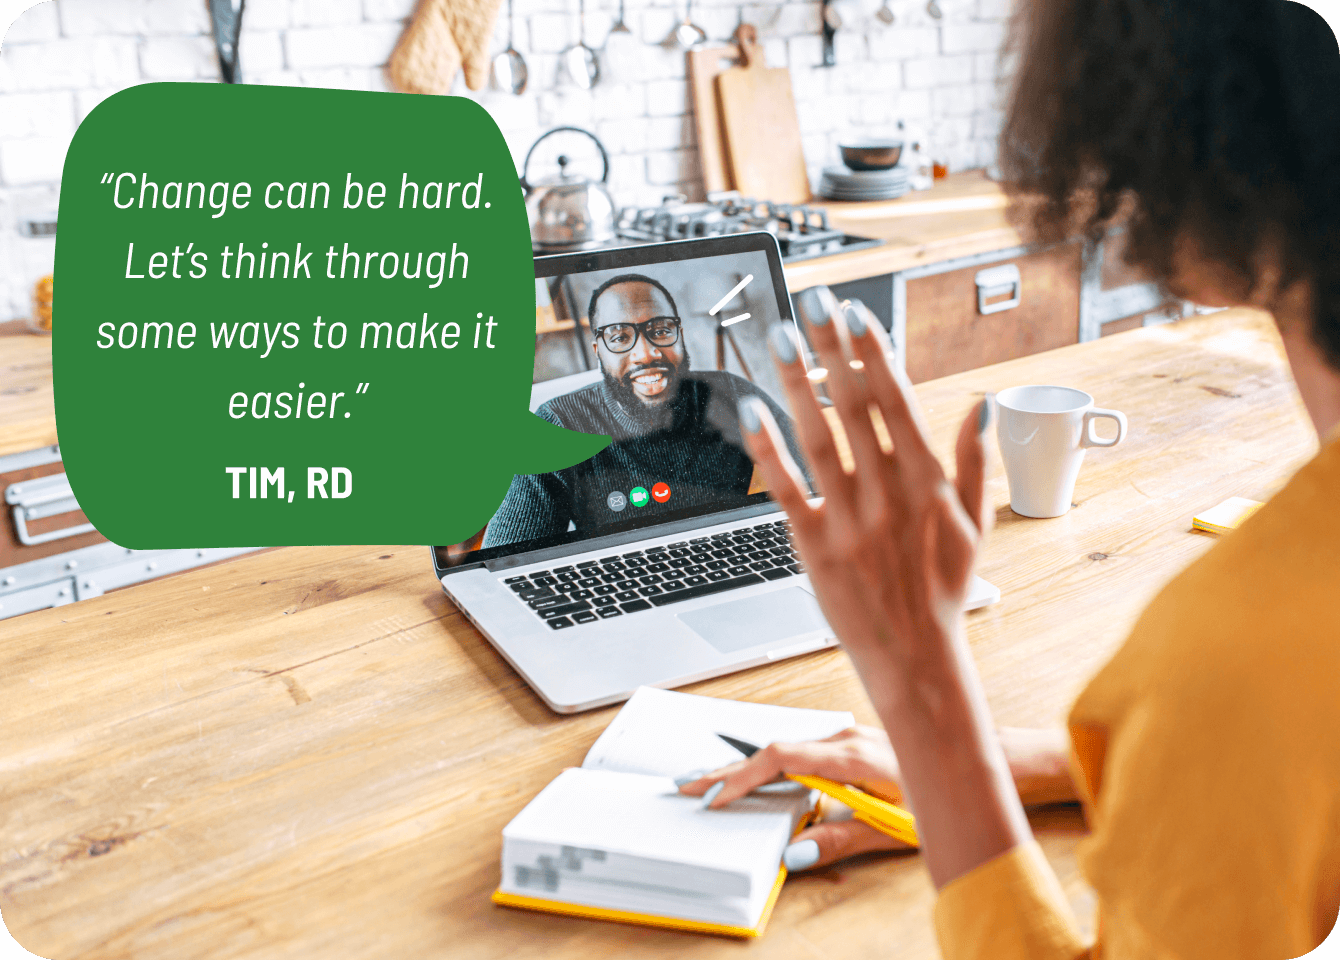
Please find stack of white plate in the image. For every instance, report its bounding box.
[817,165,910,201]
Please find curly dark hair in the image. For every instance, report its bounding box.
[1000,0,1340,364]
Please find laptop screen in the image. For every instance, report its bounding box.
[434,233,812,571]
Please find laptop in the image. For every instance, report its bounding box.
[432,233,999,713]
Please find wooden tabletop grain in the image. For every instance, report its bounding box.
[0,308,1316,960]
[0,333,57,458]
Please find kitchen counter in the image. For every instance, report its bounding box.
[783,171,1019,291]
[0,307,1314,960]
[0,332,57,458]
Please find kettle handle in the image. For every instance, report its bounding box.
[520,126,612,191]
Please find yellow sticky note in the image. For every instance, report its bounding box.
[1193,497,1263,535]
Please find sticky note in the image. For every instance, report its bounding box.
[1192,497,1264,535]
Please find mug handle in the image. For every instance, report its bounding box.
[1082,408,1127,448]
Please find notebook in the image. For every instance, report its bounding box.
[493,687,856,936]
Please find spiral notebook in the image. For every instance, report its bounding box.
[493,687,855,936]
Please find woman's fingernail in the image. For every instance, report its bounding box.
[700,781,726,809]
[843,301,867,337]
[738,397,763,434]
[769,323,798,363]
[798,287,832,326]
[673,769,708,788]
[783,839,821,871]
[979,394,994,434]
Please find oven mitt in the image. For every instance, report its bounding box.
[388,0,505,94]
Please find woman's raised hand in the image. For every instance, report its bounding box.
[737,286,993,687]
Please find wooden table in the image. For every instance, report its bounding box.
[0,308,1316,960]
[0,333,57,458]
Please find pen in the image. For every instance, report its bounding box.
[716,733,920,848]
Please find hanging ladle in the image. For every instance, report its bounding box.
[875,0,896,25]
[491,0,528,93]
[672,0,708,47]
[564,0,602,88]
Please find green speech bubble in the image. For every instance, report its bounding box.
[54,83,609,549]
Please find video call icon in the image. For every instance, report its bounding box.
[607,490,628,512]
[651,482,671,503]
[629,486,650,508]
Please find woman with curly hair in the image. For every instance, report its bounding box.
[678,1,1340,955]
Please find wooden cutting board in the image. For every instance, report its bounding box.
[687,43,739,194]
[715,24,810,203]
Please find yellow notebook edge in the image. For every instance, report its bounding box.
[491,861,789,939]
[491,809,815,938]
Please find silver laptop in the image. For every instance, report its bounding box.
[433,234,999,713]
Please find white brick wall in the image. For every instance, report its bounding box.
[0,0,1017,320]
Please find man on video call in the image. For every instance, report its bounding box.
[482,273,809,548]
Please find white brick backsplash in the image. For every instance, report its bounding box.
[773,3,821,35]
[284,24,400,69]
[940,22,1005,54]
[60,0,146,36]
[645,114,693,150]
[250,69,304,87]
[1,135,69,185]
[971,79,1002,110]
[761,37,787,67]
[0,90,74,138]
[787,34,823,69]
[297,66,388,91]
[975,0,1014,21]
[592,81,648,118]
[75,85,121,120]
[903,53,971,88]
[4,2,60,43]
[594,117,649,154]
[2,36,139,89]
[140,35,217,80]
[636,8,676,44]
[973,107,1003,139]
[634,44,687,81]
[363,0,418,21]
[527,12,571,53]
[143,0,211,36]
[238,30,286,76]
[895,87,932,118]
[833,31,866,63]
[244,0,293,31]
[931,83,972,116]
[867,26,938,61]
[536,88,595,126]
[291,0,364,28]
[643,78,685,116]
[644,146,696,185]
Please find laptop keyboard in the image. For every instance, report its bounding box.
[501,520,804,630]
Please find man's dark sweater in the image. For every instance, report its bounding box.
[482,371,808,548]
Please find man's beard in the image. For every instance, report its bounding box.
[601,347,690,429]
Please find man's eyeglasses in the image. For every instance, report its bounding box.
[592,317,682,354]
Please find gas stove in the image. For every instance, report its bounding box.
[532,193,885,263]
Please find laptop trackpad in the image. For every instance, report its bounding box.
[677,587,829,654]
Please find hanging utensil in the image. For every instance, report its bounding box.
[564,0,601,88]
[926,0,942,18]
[671,0,708,48]
[875,0,895,25]
[207,0,245,84]
[602,0,642,82]
[491,0,529,94]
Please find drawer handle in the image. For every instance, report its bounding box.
[975,263,1022,315]
[6,473,96,546]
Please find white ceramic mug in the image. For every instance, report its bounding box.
[995,385,1128,518]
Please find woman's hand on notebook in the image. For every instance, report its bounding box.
[677,726,914,870]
